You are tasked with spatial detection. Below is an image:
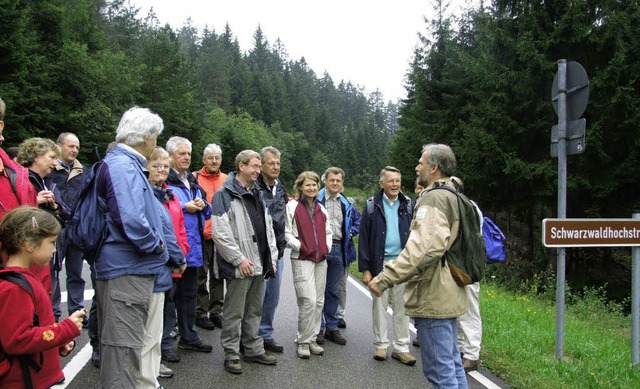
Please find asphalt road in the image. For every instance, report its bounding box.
[54,250,510,389]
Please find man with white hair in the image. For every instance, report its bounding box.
[95,107,186,388]
[164,136,213,361]
[195,143,227,330]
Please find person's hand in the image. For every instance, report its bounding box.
[60,340,75,357]
[369,279,383,297]
[173,263,187,274]
[273,264,277,274]
[37,190,55,206]
[362,270,372,285]
[68,308,87,331]
[238,259,254,277]
[193,197,206,210]
[184,200,199,213]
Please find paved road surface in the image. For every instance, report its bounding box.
[54,250,509,389]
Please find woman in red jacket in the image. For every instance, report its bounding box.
[284,171,332,360]
[147,147,190,381]
[0,206,85,389]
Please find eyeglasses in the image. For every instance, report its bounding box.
[151,163,170,171]
[266,162,281,167]
[205,156,221,161]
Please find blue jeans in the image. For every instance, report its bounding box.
[321,244,343,332]
[415,317,468,389]
[51,243,87,317]
[259,257,283,340]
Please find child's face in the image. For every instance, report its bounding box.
[31,235,57,267]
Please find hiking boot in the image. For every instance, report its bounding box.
[243,353,277,365]
[392,351,417,366]
[91,347,100,368]
[158,363,174,378]
[195,317,216,330]
[462,357,479,371]
[338,318,347,328]
[297,343,310,359]
[224,359,242,374]
[309,342,324,355]
[162,349,180,363]
[373,348,387,361]
[315,330,325,345]
[263,338,284,353]
[178,340,213,353]
[325,330,347,345]
[210,315,223,329]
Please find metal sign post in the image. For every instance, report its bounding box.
[550,59,589,359]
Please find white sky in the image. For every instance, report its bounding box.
[131,0,473,102]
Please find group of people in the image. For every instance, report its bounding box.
[0,98,484,389]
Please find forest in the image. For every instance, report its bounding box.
[1,0,638,301]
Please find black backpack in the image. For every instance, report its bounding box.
[427,186,486,286]
[0,270,42,389]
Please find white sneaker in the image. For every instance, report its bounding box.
[297,343,310,359]
[309,342,324,355]
[158,363,174,378]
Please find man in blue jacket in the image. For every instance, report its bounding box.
[94,107,186,388]
[165,136,213,362]
[317,167,361,345]
[359,166,416,366]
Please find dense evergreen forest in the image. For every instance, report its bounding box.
[0,0,397,189]
[1,0,638,300]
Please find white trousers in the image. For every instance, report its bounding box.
[137,292,165,389]
[371,282,410,352]
[457,282,482,360]
[291,259,327,344]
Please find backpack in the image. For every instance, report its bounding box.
[428,186,486,286]
[65,160,108,262]
[483,216,507,264]
[0,270,41,389]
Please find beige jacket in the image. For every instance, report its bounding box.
[373,178,469,318]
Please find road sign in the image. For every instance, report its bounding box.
[551,118,586,157]
[543,218,640,247]
[551,61,589,121]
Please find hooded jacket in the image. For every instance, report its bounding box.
[211,173,278,280]
[94,144,176,281]
[166,168,211,268]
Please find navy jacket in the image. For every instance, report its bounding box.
[255,174,288,258]
[358,190,412,277]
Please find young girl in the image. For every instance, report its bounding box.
[0,206,85,389]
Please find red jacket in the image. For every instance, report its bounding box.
[0,267,81,389]
[161,183,190,278]
[194,168,227,240]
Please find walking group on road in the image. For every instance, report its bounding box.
[0,99,484,389]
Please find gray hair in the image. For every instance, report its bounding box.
[56,132,78,145]
[115,107,164,146]
[259,146,281,163]
[166,136,192,155]
[379,166,401,182]
[235,149,260,170]
[421,144,456,177]
[203,143,222,156]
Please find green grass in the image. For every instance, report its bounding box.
[480,281,640,388]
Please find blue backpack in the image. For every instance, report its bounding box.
[483,216,507,264]
[65,160,108,262]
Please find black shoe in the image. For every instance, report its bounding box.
[162,349,180,363]
[196,317,216,330]
[210,315,223,329]
[263,338,284,353]
[325,330,347,345]
[91,348,100,368]
[412,337,420,348]
[178,340,213,353]
[316,331,325,345]
[337,318,347,328]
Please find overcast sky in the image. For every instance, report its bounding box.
[131,0,473,102]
